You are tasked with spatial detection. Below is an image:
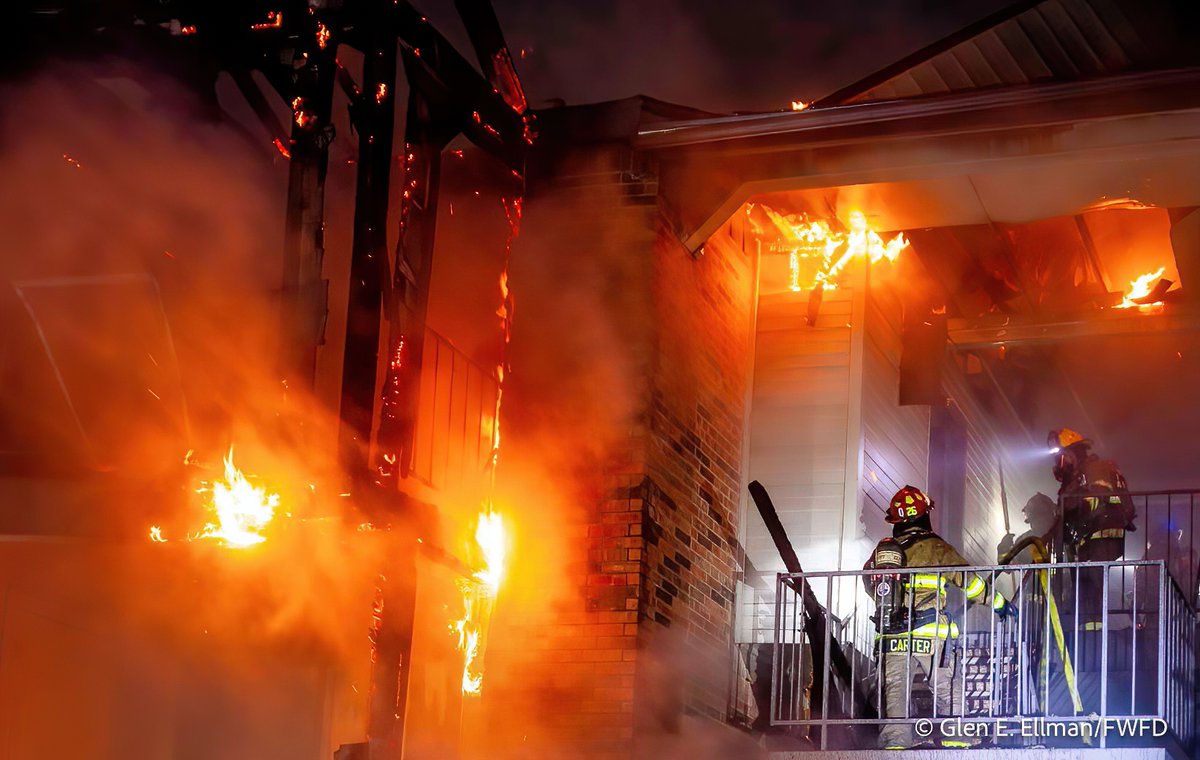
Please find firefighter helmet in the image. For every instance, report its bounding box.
[887,485,933,524]
[1048,428,1086,451]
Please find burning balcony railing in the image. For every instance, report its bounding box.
[750,560,1195,752]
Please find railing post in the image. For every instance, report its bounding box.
[771,573,783,726]
[1099,562,1110,748]
[821,579,832,750]
[1159,562,1168,721]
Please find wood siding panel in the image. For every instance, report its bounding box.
[940,359,1043,566]
[745,291,853,575]
[860,288,930,545]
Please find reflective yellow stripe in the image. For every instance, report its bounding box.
[992,593,1006,611]
[876,622,959,640]
[1083,621,1105,631]
[1083,528,1124,542]
[911,574,948,591]
[964,576,986,599]
[910,621,959,638]
[942,740,972,748]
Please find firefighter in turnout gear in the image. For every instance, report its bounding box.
[865,486,1016,750]
[1049,428,1135,565]
[1049,428,1135,632]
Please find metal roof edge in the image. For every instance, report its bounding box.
[634,68,1200,150]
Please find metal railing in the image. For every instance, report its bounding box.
[765,560,1195,751]
[1057,490,1200,602]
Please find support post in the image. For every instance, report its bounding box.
[375,67,449,484]
[337,26,399,487]
[280,28,337,392]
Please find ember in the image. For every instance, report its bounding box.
[251,11,282,31]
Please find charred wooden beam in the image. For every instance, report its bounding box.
[948,303,1200,349]
[339,0,528,172]
[746,481,877,722]
[337,27,398,488]
[279,19,337,391]
[453,0,529,114]
[374,60,456,485]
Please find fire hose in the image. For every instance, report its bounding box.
[998,535,1085,722]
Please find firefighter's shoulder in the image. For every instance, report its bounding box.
[903,532,967,565]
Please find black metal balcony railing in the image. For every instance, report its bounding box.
[1064,490,1200,602]
[731,560,1196,752]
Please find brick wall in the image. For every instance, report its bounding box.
[635,225,754,727]
[489,137,754,758]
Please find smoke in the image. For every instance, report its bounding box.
[418,0,1015,111]
[0,61,385,757]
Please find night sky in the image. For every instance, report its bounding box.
[418,0,1016,112]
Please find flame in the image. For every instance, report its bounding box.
[752,204,909,291]
[272,137,291,159]
[375,83,388,104]
[453,510,507,695]
[196,448,280,548]
[791,100,809,111]
[316,22,330,49]
[149,525,167,543]
[1117,267,1167,309]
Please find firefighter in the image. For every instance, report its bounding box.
[1050,428,1135,633]
[997,492,1062,563]
[865,485,1016,750]
[1049,428,1135,565]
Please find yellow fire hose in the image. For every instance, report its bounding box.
[999,536,1085,729]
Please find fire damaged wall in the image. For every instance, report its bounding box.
[635,221,755,727]
[485,114,757,757]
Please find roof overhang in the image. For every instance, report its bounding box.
[636,68,1200,253]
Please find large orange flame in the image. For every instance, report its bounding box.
[150,448,280,548]
[1117,267,1167,309]
[453,509,507,695]
[198,448,280,548]
[751,204,909,292]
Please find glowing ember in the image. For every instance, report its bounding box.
[196,448,279,548]
[272,137,291,159]
[375,83,388,104]
[751,204,909,291]
[1117,267,1168,309]
[453,510,507,695]
[791,100,809,111]
[291,97,315,129]
[316,22,330,49]
[251,11,282,30]
[62,154,82,169]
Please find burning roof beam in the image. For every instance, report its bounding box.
[338,0,529,172]
[947,305,1200,350]
[453,0,529,115]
